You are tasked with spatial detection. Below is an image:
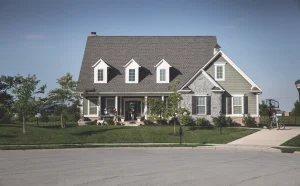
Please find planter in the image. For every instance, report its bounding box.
[137,118,141,122]
[121,118,125,122]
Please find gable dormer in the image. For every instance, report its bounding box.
[92,59,109,83]
[123,59,141,83]
[154,59,171,83]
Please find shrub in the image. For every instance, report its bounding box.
[195,117,211,126]
[156,119,168,125]
[169,117,180,125]
[212,115,227,127]
[104,118,114,125]
[143,119,155,125]
[243,115,257,127]
[226,117,233,127]
[179,115,194,126]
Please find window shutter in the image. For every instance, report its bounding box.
[83,97,88,115]
[206,96,211,115]
[192,96,196,115]
[227,97,232,114]
[244,96,248,114]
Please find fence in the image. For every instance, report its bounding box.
[260,116,300,126]
[19,116,62,127]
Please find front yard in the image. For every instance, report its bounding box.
[0,124,258,145]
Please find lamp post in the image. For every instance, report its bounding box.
[295,80,300,102]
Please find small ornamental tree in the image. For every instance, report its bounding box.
[0,76,15,123]
[146,97,166,124]
[48,73,80,128]
[11,74,46,134]
[292,101,300,116]
[166,80,183,135]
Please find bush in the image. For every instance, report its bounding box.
[212,115,227,127]
[143,119,155,125]
[169,117,180,125]
[156,119,168,125]
[195,117,211,126]
[179,115,194,126]
[104,118,114,125]
[243,115,257,127]
[226,117,233,127]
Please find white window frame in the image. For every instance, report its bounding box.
[88,98,98,116]
[155,59,171,83]
[232,96,244,115]
[215,64,225,81]
[196,96,206,115]
[93,59,109,84]
[98,69,104,81]
[128,69,135,82]
[160,69,166,81]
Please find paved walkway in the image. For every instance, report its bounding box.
[228,126,300,146]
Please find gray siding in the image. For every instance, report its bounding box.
[83,97,88,115]
[206,55,257,115]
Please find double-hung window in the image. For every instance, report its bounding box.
[89,98,98,115]
[196,96,206,115]
[232,97,243,114]
[98,69,103,81]
[160,69,166,81]
[129,69,135,82]
[215,65,225,81]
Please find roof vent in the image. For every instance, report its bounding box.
[89,32,97,36]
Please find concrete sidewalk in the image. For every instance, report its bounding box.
[228,126,300,146]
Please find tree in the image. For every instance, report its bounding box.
[0,76,15,123]
[166,80,183,135]
[259,101,270,116]
[292,101,300,116]
[146,97,166,124]
[48,73,80,128]
[11,74,46,134]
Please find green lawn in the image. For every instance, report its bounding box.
[0,124,258,145]
[281,134,300,147]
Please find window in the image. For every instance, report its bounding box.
[129,69,135,82]
[233,97,242,114]
[106,98,115,114]
[160,69,166,81]
[215,65,225,81]
[98,69,103,81]
[89,98,98,115]
[196,97,206,115]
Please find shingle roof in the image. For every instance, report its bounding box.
[78,36,217,93]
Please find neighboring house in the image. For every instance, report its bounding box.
[78,32,262,124]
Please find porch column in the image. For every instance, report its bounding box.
[98,96,101,118]
[144,96,148,120]
[115,96,118,116]
[162,96,164,101]
[79,94,83,119]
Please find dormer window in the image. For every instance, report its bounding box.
[155,59,171,83]
[92,59,109,83]
[123,59,140,83]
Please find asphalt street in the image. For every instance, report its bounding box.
[0,148,300,186]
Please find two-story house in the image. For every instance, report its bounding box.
[78,32,262,124]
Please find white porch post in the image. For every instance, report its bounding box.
[115,96,118,115]
[98,96,101,118]
[144,96,148,120]
[162,96,164,101]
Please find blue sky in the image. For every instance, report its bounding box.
[0,0,300,111]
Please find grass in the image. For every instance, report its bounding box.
[281,134,300,147]
[0,124,258,145]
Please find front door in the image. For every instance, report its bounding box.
[125,101,142,120]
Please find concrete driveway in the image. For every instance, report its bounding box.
[228,127,300,146]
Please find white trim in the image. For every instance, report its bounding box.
[92,59,109,68]
[195,96,207,115]
[123,59,141,68]
[98,96,101,117]
[180,50,262,92]
[154,59,172,68]
[178,90,192,93]
[84,115,98,117]
[214,64,225,81]
[232,96,244,115]
[256,94,259,116]
[115,96,118,112]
